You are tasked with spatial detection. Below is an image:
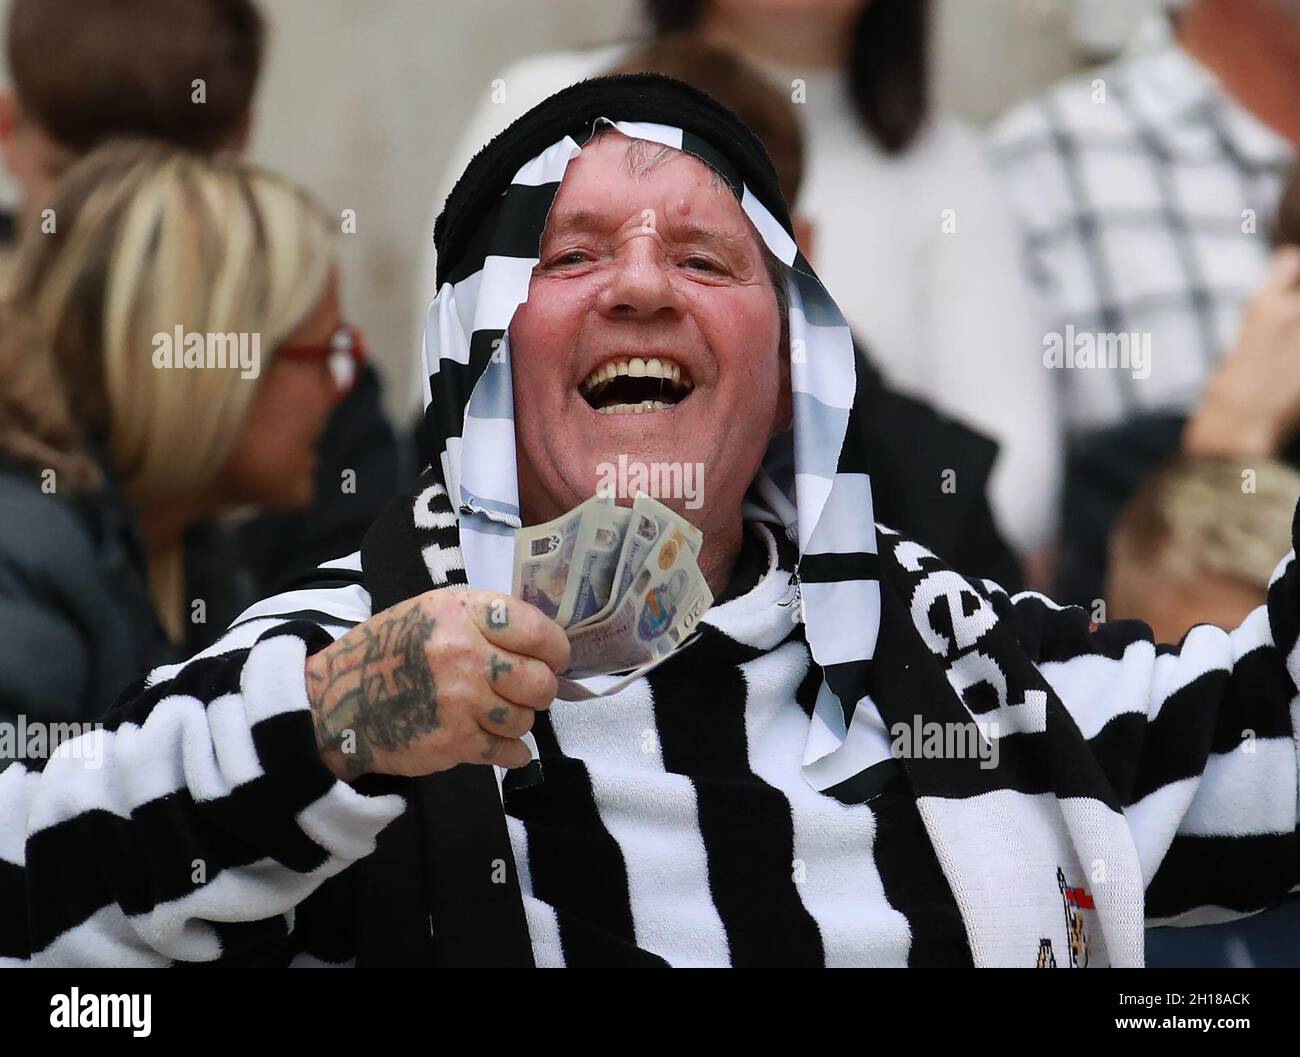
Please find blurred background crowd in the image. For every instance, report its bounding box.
[1,0,1299,967]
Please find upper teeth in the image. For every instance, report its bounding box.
[581,356,691,393]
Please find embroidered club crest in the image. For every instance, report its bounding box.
[1058,866,1094,968]
[1033,868,1095,966]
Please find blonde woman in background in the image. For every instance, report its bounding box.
[1107,457,1300,642]
[2,140,361,661]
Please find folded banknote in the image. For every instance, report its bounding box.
[512,492,713,696]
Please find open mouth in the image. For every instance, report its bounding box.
[579,356,695,415]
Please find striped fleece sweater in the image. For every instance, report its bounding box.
[2,506,1298,966]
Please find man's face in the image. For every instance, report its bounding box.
[509,131,789,530]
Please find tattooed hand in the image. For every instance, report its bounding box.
[304,590,570,780]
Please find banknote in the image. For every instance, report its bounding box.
[564,522,713,678]
[555,501,632,627]
[512,491,713,687]
[511,496,597,619]
[554,646,688,701]
[569,493,701,630]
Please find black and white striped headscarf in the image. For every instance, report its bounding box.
[408,75,882,795]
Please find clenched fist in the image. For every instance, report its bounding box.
[305,589,570,780]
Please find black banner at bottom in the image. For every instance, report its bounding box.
[0,966,1293,1045]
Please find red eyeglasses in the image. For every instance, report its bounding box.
[277,323,367,398]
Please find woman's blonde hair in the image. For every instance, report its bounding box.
[1112,456,1300,591]
[4,139,336,642]
[5,138,336,507]
[0,302,99,491]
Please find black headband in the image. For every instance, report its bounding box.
[432,73,794,289]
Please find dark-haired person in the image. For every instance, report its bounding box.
[606,32,1021,590]
[4,75,1299,969]
[416,0,1059,559]
[0,0,262,217]
[0,0,403,649]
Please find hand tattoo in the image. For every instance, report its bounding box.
[307,603,439,778]
[488,652,512,682]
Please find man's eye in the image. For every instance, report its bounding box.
[551,250,592,266]
[683,256,722,273]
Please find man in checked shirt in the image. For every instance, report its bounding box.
[992,0,1300,967]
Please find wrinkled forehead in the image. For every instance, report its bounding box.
[562,127,736,199]
[542,127,762,247]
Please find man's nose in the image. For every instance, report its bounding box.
[597,237,679,319]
